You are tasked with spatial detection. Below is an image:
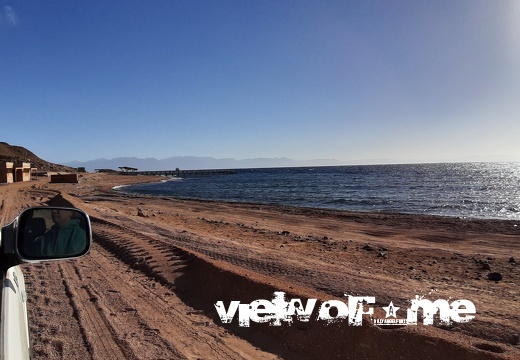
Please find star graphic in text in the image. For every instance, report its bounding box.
[382,301,399,318]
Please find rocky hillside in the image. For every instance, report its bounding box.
[0,142,75,172]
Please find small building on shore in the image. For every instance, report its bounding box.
[0,162,14,183]
[14,162,32,182]
[50,173,79,184]
[1,161,33,183]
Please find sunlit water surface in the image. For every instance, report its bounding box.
[119,162,520,220]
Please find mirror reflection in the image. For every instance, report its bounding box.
[19,207,90,259]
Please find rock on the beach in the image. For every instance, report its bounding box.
[487,272,502,281]
[362,244,374,251]
[509,333,520,345]
[137,208,148,217]
[481,262,491,270]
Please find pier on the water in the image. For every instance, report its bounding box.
[119,167,236,177]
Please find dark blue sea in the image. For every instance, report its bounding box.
[117,162,520,220]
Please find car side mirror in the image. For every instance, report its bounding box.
[15,207,91,262]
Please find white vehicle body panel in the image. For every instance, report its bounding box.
[1,266,30,360]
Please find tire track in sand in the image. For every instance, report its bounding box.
[71,217,281,360]
[59,262,131,360]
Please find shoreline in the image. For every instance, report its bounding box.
[114,173,520,222]
[112,175,520,236]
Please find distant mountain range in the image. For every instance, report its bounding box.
[4,141,517,174]
[64,156,346,172]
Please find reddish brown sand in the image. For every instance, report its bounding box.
[1,173,519,359]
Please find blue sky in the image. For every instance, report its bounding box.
[1,0,519,164]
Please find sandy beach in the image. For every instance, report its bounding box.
[1,173,519,359]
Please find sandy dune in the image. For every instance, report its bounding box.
[1,173,519,359]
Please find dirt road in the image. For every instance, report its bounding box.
[1,174,519,359]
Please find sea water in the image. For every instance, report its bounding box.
[118,162,520,220]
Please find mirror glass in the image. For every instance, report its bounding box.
[17,207,91,260]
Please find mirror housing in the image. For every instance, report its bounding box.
[2,207,92,264]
